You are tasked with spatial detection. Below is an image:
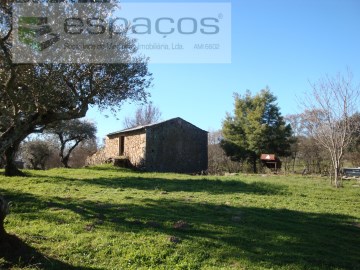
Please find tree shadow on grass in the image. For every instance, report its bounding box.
[87,176,289,195]
[26,166,290,195]
[2,189,359,269]
[0,233,97,270]
[30,173,289,195]
[0,190,99,270]
[0,169,32,177]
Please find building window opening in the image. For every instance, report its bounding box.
[120,136,125,155]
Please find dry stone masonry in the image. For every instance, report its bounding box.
[123,132,146,167]
[86,117,208,173]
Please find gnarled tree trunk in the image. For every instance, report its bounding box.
[4,145,24,177]
[1,116,40,176]
[1,109,87,176]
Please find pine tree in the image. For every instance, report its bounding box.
[221,88,292,173]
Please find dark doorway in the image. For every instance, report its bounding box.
[120,136,125,155]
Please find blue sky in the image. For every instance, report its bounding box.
[87,0,360,141]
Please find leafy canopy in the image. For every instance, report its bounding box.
[0,0,152,175]
[221,88,292,164]
[45,119,97,168]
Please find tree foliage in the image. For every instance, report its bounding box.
[221,88,292,173]
[345,113,360,167]
[21,140,51,170]
[0,1,152,176]
[123,102,162,129]
[45,119,97,168]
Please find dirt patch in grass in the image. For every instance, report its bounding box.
[169,236,181,244]
[84,223,96,231]
[173,220,190,230]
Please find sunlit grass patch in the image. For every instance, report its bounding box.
[1,165,359,269]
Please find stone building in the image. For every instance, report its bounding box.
[87,117,208,173]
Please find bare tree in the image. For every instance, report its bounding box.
[301,70,360,187]
[285,113,304,173]
[208,130,242,174]
[297,136,329,174]
[123,102,162,128]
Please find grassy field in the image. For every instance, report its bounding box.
[0,165,359,270]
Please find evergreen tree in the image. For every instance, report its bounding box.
[221,88,292,172]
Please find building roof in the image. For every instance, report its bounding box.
[107,117,207,137]
[260,154,277,161]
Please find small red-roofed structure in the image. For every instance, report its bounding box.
[260,154,281,172]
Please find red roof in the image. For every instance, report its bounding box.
[260,154,276,161]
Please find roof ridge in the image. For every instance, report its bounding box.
[107,117,181,136]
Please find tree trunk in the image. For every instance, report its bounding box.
[1,119,37,176]
[60,139,81,168]
[292,152,297,173]
[334,163,342,188]
[0,214,6,239]
[61,156,70,168]
[0,119,37,156]
[252,157,257,173]
[4,146,24,177]
[334,166,339,187]
[330,154,342,188]
[0,111,88,176]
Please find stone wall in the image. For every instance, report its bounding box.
[124,132,146,167]
[145,118,208,173]
[86,137,119,166]
[105,136,120,157]
[86,133,146,167]
[86,118,208,173]
[86,148,107,166]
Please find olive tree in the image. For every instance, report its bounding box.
[45,119,97,168]
[0,0,151,241]
[0,1,152,176]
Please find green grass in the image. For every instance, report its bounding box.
[0,165,359,270]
